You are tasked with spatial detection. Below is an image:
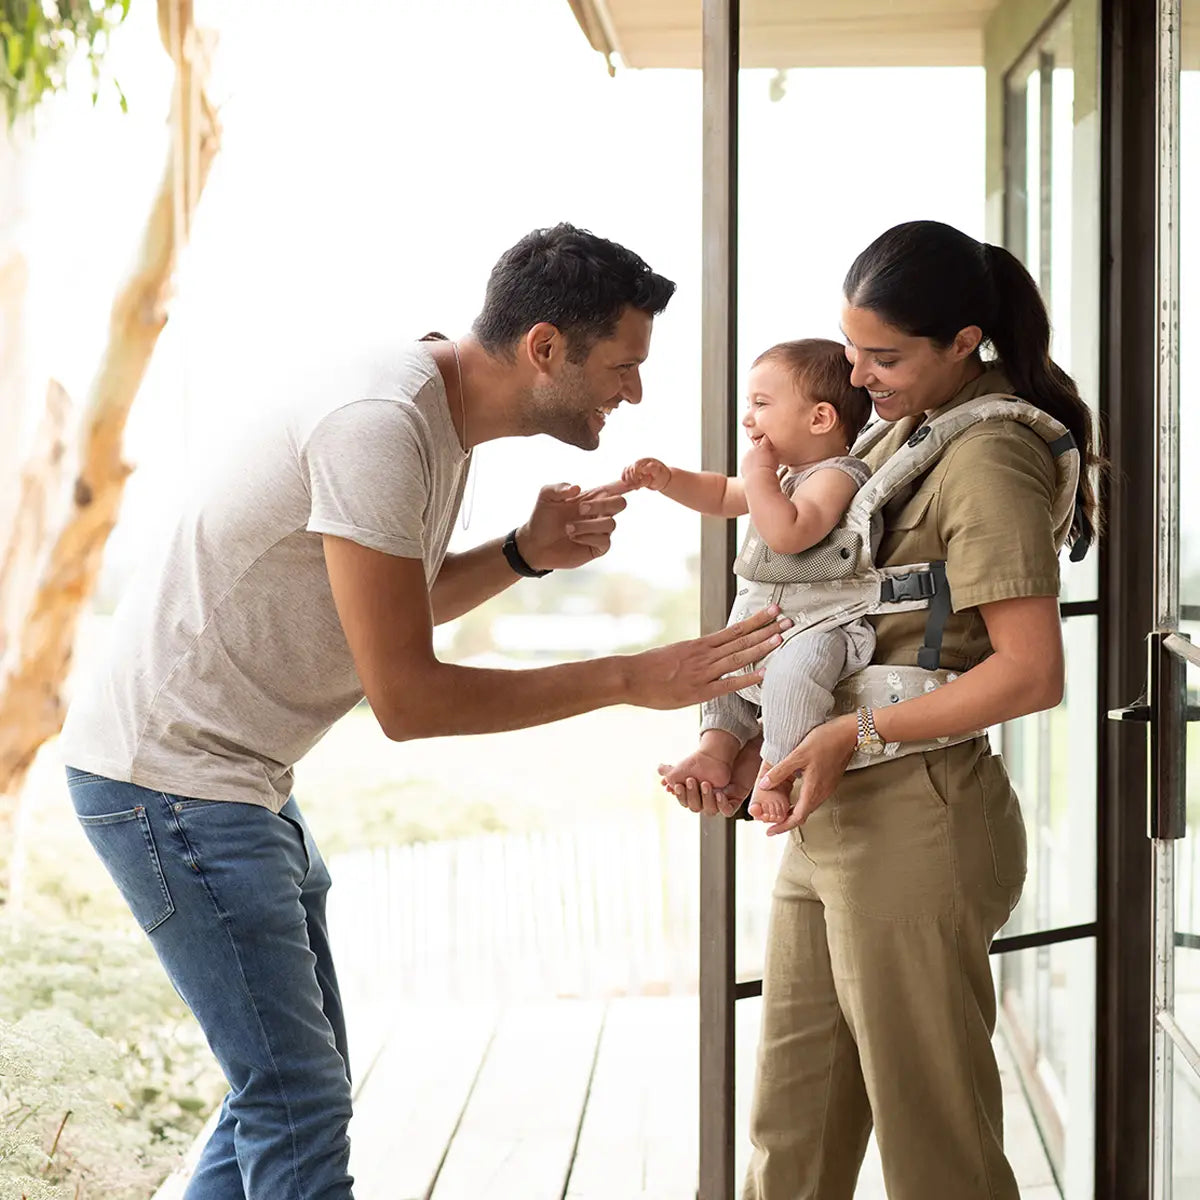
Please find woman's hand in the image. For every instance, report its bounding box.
[757,714,858,836]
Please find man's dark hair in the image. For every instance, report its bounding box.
[473,223,676,363]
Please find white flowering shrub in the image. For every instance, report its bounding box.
[0,924,223,1198]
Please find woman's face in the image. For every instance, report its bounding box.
[840,304,983,422]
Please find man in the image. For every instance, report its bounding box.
[59,224,784,1199]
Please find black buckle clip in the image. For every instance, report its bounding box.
[881,572,937,603]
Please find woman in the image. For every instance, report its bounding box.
[672,220,1100,1199]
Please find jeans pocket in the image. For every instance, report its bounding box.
[76,808,175,933]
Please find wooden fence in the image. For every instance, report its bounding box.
[326,814,785,1016]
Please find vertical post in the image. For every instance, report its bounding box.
[1038,48,1056,303]
[1150,1,1182,1196]
[1096,1,1158,1196]
[698,0,738,1196]
[1035,43,1056,1093]
[1004,70,1029,264]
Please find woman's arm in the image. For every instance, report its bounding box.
[872,594,1063,741]
[754,593,1063,833]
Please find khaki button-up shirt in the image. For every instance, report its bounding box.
[863,366,1062,671]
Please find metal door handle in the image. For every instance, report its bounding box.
[1107,632,1191,839]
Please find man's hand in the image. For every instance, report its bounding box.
[516,482,628,571]
[627,607,790,709]
[621,457,672,492]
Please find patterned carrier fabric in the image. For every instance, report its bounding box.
[834,664,984,771]
[733,526,862,584]
[731,455,872,584]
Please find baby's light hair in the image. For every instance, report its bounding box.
[753,339,871,445]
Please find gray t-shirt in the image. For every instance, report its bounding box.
[59,343,470,812]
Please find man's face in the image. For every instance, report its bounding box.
[531,306,653,450]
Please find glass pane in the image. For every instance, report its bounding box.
[1183,0,1200,618]
[1002,615,1099,936]
[1175,0,1200,1101]
[1171,1041,1200,1197]
[735,825,786,983]
[1177,653,1200,1051]
[732,7,984,980]
[1003,0,1101,605]
[997,940,1096,1196]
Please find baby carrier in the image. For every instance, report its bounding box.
[732,394,1086,770]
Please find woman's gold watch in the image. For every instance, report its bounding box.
[855,706,885,756]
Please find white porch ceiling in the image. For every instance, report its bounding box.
[567,0,1005,69]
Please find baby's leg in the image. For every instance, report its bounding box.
[669,588,770,798]
[749,628,850,823]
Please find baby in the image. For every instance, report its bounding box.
[623,338,875,823]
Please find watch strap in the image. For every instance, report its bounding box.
[502,528,552,578]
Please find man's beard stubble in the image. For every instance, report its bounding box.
[528,367,602,451]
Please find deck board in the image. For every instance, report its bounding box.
[349,1003,497,1200]
[565,996,700,1198]
[429,1000,606,1200]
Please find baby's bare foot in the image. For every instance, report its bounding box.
[746,757,795,823]
[658,749,733,793]
[750,782,794,824]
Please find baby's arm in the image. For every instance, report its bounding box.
[622,458,748,517]
[743,464,859,555]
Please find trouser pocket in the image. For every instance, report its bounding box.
[75,804,175,933]
[974,751,1028,890]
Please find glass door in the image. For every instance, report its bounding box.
[999,4,1102,1194]
[1144,2,1200,1194]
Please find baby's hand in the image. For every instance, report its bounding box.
[741,439,780,478]
[622,457,672,492]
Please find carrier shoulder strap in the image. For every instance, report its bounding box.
[854,395,1083,671]
[846,394,1081,553]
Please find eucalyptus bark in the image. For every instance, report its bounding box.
[0,0,220,871]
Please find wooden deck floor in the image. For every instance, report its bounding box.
[156,995,1059,1198]
[347,996,1059,1200]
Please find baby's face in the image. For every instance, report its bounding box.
[742,361,826,465]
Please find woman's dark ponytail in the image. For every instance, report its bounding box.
[844,221,1102,555]
[981,242,1101,553]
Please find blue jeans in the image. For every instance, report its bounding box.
[65,768,354,1199]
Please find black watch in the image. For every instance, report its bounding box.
[502,528,552,578]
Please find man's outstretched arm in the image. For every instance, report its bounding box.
[323,535,787,741]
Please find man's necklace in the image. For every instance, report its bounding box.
[451,340,476,531]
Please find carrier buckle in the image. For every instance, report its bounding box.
[880,572,937,603]
[883,571,936,604]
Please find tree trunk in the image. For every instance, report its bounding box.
[0,120,32,618]
[0,0,220,879]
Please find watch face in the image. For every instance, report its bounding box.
[859,739,885,756]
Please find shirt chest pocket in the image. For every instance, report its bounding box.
[880,487,942,563]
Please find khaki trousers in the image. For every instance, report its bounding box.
[743,739,1027,1200]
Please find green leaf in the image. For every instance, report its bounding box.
[0,0,130,124]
